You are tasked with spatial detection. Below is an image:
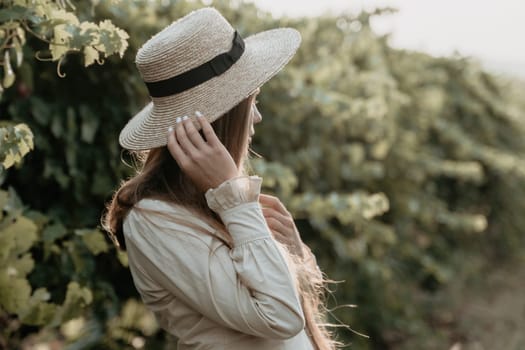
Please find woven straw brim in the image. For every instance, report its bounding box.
[118,28,301,151]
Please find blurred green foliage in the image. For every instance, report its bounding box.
[0,0,128,178]
[1,0,524,349]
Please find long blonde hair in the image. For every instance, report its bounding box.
[101,93,340,349]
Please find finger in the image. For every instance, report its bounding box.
[182,116,206,150]
[265,216,288,235]
[267,226,284,241]
[271,231,295,249]
[175,117,199,155]
[259,194,290,216]
[195,111,221,147]
[166,126,189,167]
[262,207,293,227]
[270,229,288,241]
[271,231,289,245]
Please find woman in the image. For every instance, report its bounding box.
[102,7,339,350]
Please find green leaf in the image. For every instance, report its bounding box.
[0,190,8,211]
[42,222,68,243]
[78,229,109,256]
[83,46,99,67]
[0,123,34,169]
[20,299,57,326]
[53,282,93,324]
[31,97,52,125]
[10,252,35,277]
[0,231,16,263]
[96,20,129,57]
[0,271,32,314]
[1,215,38,255]
[117,250,128,267]
[19,288,57,326]
[0,6,30,22]
[2,151,18,168]
[50,22,76,60]
[79,105,99,143]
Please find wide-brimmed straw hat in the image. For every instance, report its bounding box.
[118,7,301,151]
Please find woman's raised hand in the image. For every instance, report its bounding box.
[259,194,305,258]
[167,112,239,193]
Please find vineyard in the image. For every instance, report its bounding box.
[1,1,524,349]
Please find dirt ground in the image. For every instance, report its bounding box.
[449,261,525,350]
[395,256,525,350]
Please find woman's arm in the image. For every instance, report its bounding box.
[258,193,306,259]
[125,175,305,339]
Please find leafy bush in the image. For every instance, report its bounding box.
[1,0,524,349]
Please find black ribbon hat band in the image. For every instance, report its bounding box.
[145,31,245,98]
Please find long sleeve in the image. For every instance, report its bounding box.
[124,175,305,340]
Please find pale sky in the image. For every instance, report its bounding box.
[251,0,525,78]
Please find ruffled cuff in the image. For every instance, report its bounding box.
[205,175,262,213]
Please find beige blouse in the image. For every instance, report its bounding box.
[123,175,316,350]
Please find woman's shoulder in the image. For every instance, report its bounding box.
[134,197,187,212]
[126,197,230,248]
[130,197,204,227]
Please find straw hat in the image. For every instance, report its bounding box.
[118,7,301,151]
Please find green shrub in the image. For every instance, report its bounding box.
[1,1,524,348]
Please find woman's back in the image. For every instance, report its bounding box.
[123,177,315,350]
